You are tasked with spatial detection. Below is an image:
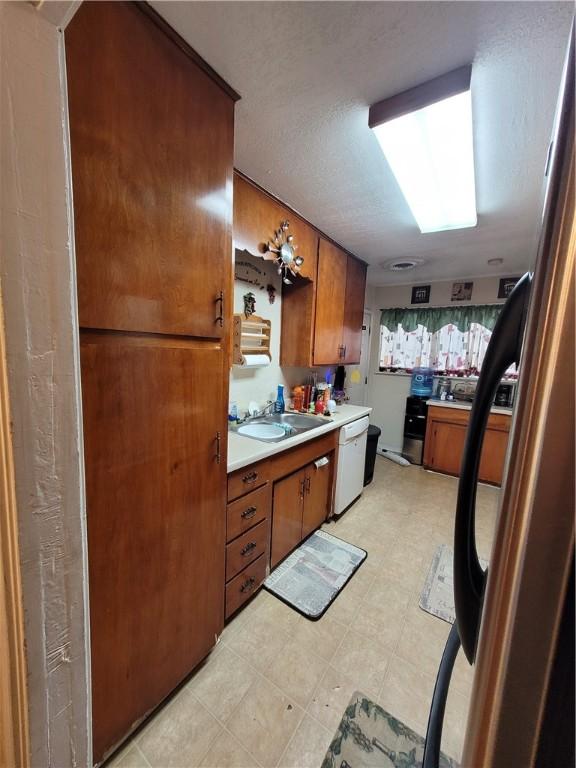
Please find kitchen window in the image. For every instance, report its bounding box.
[378,304,517,376]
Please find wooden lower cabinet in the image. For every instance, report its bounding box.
[424,405,511,485]
[271,456,334,568]
[225,482,272,619]
[225,554,268,617]
[81,333,227,761]
[271,470,307,567]
[226,432,338,610]
[302,459,333,538]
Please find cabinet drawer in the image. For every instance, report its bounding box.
[226,483,271,542]
[228,460,271,502]
[226,519,268,582]
[225,554,267,618]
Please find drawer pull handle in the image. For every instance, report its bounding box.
[241,506,257,520]
[241,542,257,556]
[240,577,256,593]
[243,471,258,484]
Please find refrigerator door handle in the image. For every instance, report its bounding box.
[454,272,532,663]
[422,623,461,768]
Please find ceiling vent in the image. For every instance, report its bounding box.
[380,258,424,272]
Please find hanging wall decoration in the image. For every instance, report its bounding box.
[411,285,431,304]
[262,221,304,284]
[235,257,265,288]
[451,281,474,302]
[266,284,276,304]
[243,292,256,318]
[498,277,521,299]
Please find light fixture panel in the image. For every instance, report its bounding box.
[372,90,477,234]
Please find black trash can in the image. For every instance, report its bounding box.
[364,425,381,486]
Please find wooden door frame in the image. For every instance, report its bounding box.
[0,287,29,768]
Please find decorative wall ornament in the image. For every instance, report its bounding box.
[235,257,266,288]
[498,277,521,299]
[411,285,431,305]
[262,220,304,284]
[266,284,276,304]
[243,292,256,318]
[451,281,474,302]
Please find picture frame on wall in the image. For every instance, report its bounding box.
[451,281,474,301]
[498,276,521,299]
[411,285,431,304]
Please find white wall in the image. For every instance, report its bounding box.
[374,275,510,309]
[0,3,90,766]
[365,276,509,452]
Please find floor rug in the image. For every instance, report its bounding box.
[264,530,366,619]
[419,544,487,624]
[322,691,458,768]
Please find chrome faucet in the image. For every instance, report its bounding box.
[238,401,275,423]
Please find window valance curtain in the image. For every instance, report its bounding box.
[379,304,502,333]
[378,303,510,374]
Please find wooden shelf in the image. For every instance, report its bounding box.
[232,314,271,365]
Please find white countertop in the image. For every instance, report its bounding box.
[227,404,372,472]
[426,399,513,416]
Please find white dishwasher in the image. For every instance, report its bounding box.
[334,416,370,515]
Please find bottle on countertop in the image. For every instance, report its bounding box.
[274,384,285,414]
[228,401,238,422]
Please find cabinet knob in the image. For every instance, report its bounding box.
[241,506,257,520]
[240,576,256,593]
[243,471,258,484]
[240,541,257,557]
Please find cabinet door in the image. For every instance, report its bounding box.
[479,427,510,485]
[302,458,333,538]
[81,333,227,762]
[234,174,318,282]
[426,421,468,475]
[313,239,348,364]
[271,470,304,568]
[342,257,367,364]
[66,2,234,338]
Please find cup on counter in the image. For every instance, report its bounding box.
[327,399,337,415]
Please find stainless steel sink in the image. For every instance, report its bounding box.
[230,412,329,442]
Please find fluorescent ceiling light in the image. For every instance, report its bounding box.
[371,85,477,234]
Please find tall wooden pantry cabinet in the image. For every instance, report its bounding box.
[66,3,238,762]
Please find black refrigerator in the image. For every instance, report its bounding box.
[422,26,574,768]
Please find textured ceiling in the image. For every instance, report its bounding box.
[153,1,572,285]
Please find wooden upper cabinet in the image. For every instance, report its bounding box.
[66,2,235,337]
[233,175,367,367]
[313,239,348,365]
[233,174,318,282]
[342,257,367,364]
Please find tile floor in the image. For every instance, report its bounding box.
[109,457,499,768]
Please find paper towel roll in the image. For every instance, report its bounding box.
[241,354,270,368]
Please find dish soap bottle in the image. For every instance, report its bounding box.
[274,384,285,414]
